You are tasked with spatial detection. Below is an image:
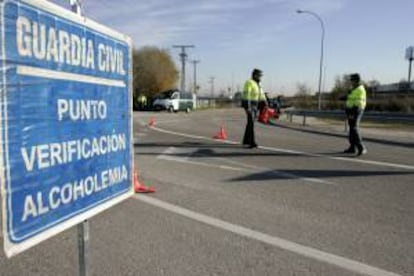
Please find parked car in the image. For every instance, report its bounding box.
[152,89,194,113]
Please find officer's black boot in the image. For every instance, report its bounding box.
[343,146,356,154]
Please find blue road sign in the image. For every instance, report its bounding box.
[0,0,133,257]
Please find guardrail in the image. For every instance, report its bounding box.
[283,109,414,129]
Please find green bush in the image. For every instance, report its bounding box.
[367,96,414,112]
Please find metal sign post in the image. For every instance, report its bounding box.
[69,2,89,276]
[78,220,89,276]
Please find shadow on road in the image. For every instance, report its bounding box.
[228,169,414,182]
[134,141,306,158]
[269,121,414,148]
[134,142,373,159]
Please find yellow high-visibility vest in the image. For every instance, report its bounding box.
[138,94,147,104]
[346,85,366,109]
[242,79,266,102]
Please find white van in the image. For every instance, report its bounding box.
[153,90,194,113]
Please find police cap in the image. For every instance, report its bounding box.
[252,68,263,77]
[349,73,361,82]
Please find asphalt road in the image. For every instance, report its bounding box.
[1,109,413,276]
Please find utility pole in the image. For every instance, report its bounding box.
[209,76,215,98]
[406,46,414,89]
[173,45,195,92]
[231,72,234,95]
[190,60,200,94]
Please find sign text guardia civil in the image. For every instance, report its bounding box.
[16,15,126,75]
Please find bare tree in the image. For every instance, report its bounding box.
[295,82,312,96]
[133,46,179,99]
[294,82,313,108]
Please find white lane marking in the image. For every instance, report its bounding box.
[212,157,336,185]
[260,146,414,171]
[157,147,244,172]
[134,195,401,276]
[153,118,192,124]
[153,126,209,141]
[151,126,414,171]
[159,156,245,172]
[158,147,335,185]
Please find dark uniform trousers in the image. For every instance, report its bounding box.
[242,100,258,147]
[347,108,364,151]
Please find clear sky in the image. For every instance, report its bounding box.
[53,0,413,96]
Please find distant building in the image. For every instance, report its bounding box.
[371,81,414,96]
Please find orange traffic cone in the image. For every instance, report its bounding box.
[213,125,227,140]
[148,117,155,127]
[133,167,155,193]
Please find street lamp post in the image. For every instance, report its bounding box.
[297,9,325,110]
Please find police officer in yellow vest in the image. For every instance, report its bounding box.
[344,73,367,156]
[242,68,267,148]
[137,94,147,110]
